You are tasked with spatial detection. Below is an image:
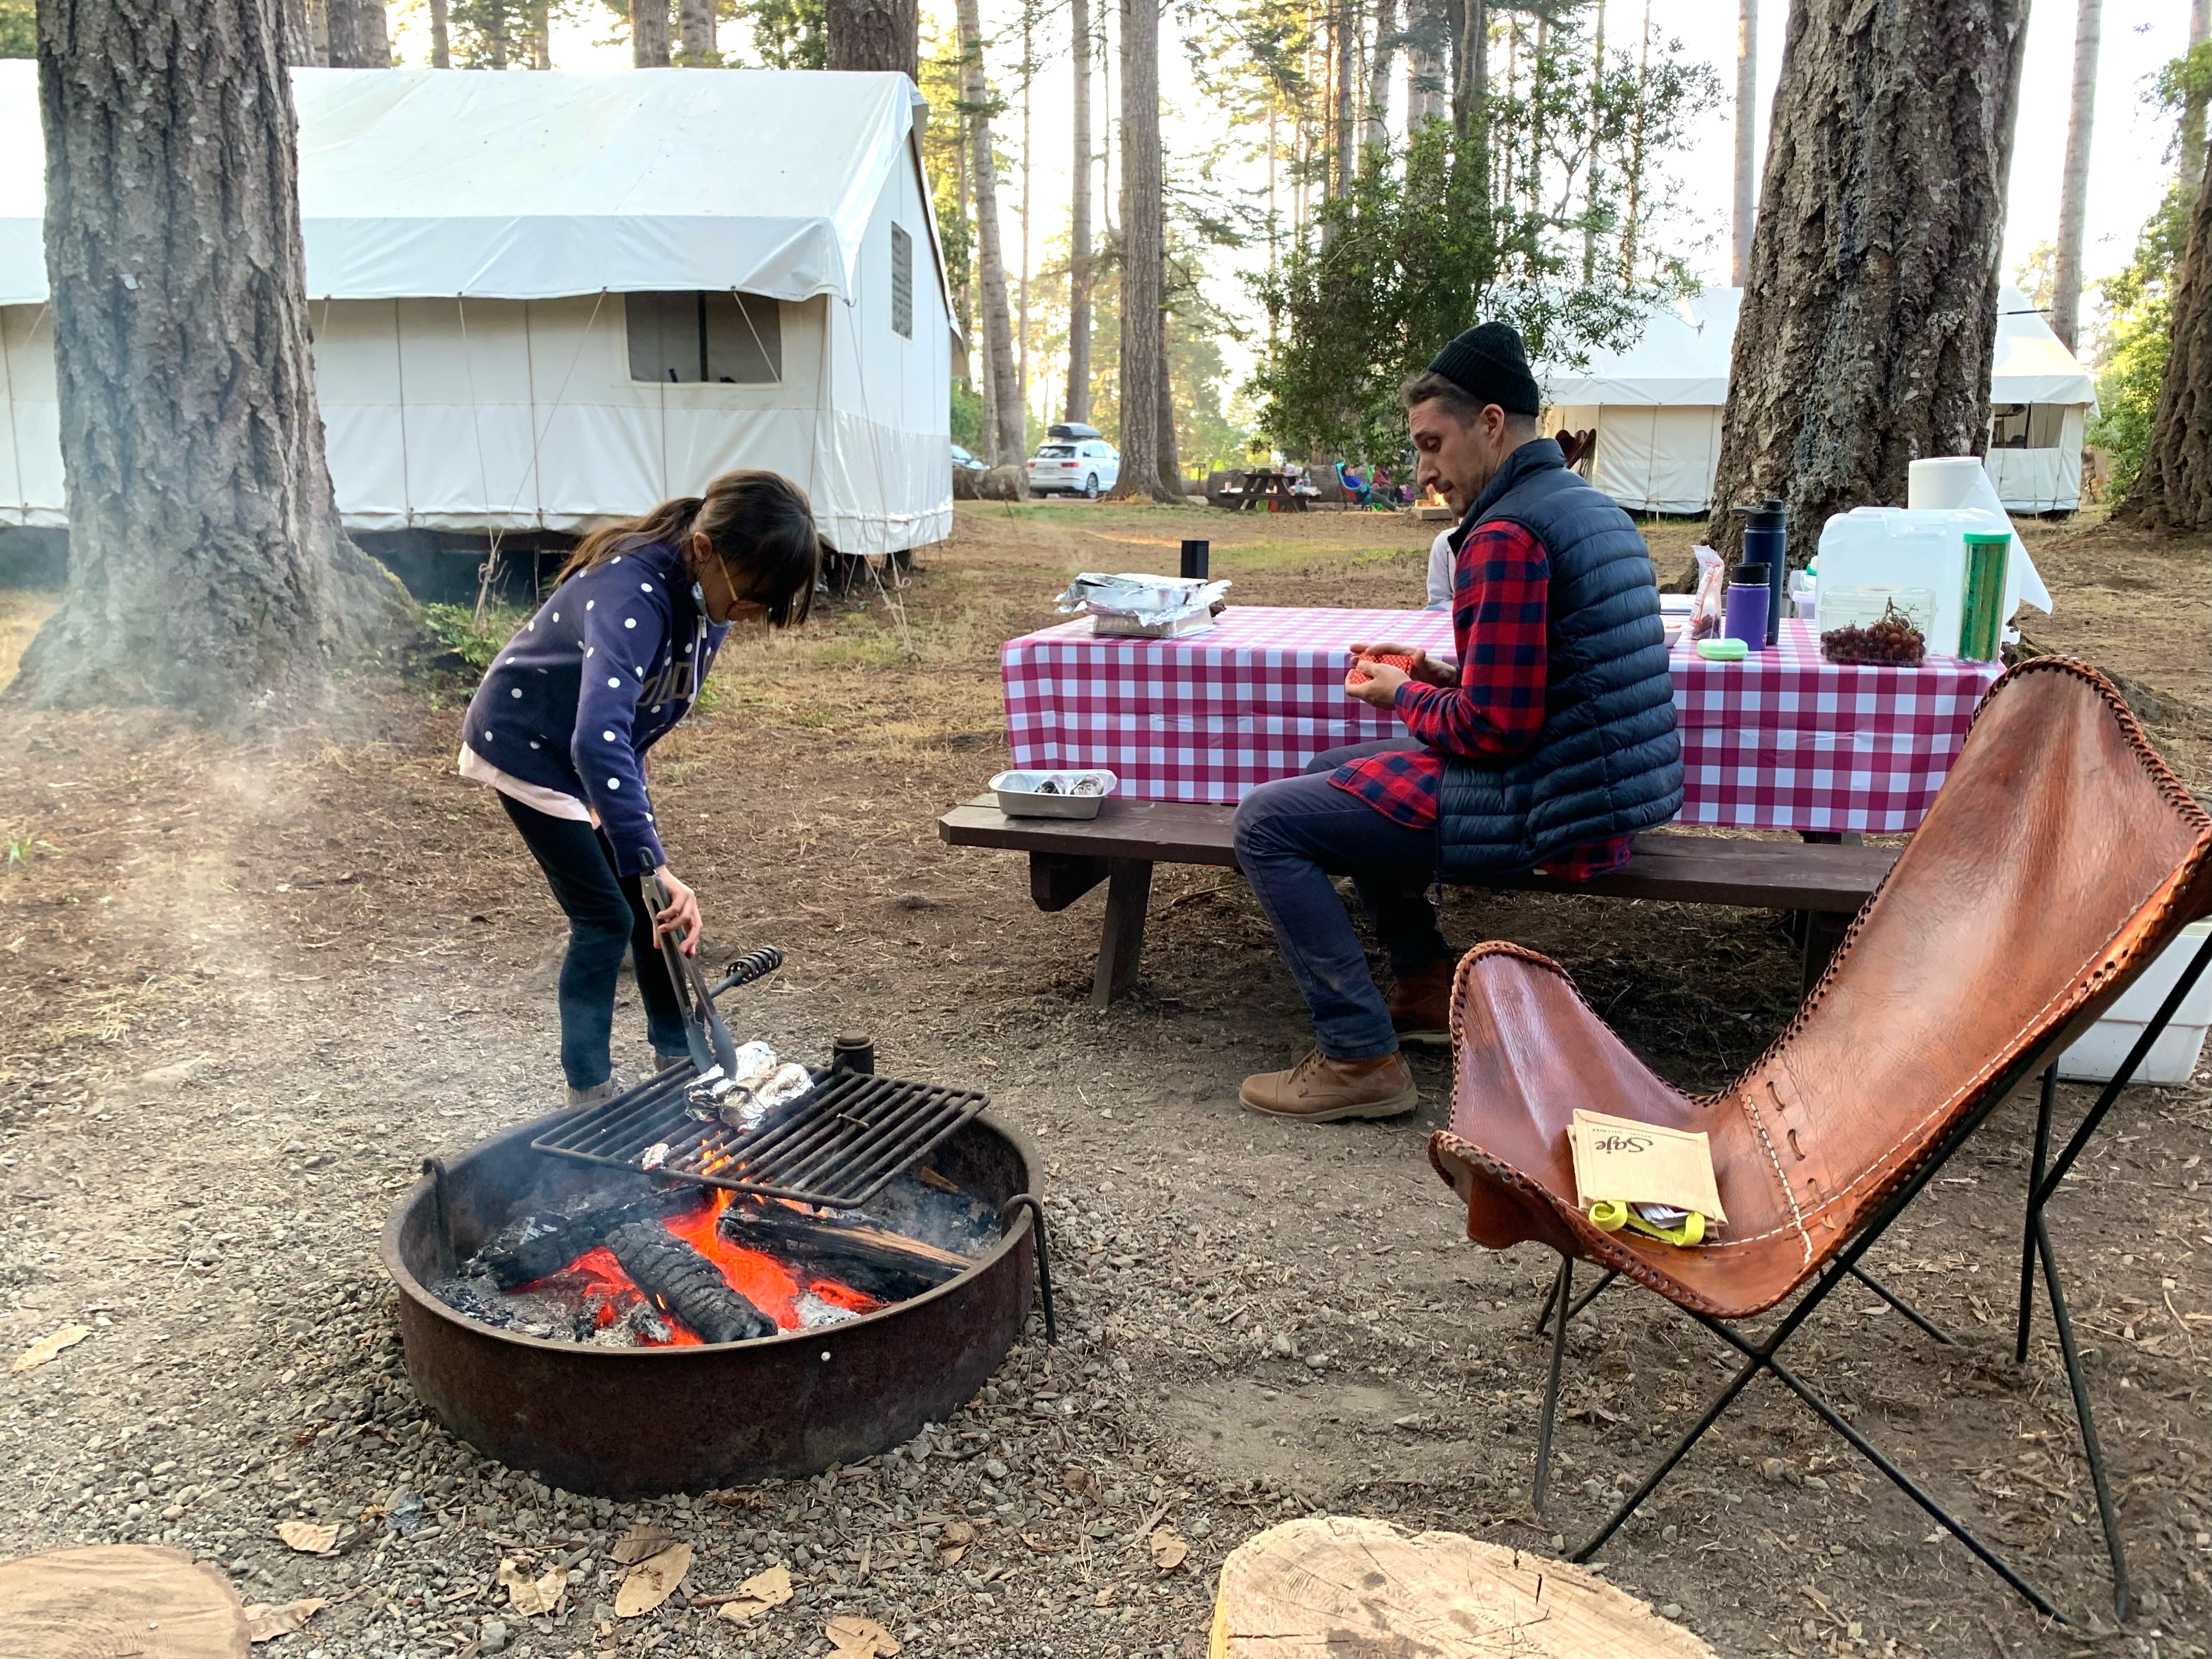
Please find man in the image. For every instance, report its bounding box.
[1233,322,1683,1123]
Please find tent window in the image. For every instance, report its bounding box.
[1989,402,2068,450]
[625,292,782,383]
[890,224,914,340]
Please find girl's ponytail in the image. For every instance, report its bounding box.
[557,495,707,581]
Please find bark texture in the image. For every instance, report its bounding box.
[1731,0,1756,286]
[2050,0,2100,352]
[676,0,715,63]
[1363,0,1396,165]
[1404,0,1445,125]
[2182,0,2209,205]
[1708,0,2030,565]
[323,0,386,66]
[1066,0,1093,424]
[16,0,407,718]
[1110,0,1171,500]
[825,0,918,78]
[2115,150,2212,533]
[428,0,450,67]
[957,0,1024,469]
[1155,308,1178,497]
[631,0,670,67]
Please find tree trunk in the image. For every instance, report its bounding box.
[1731,0,1756,286]
[1582,0,1603,281]
[430,0,451,67]
[528,0,551,67]
[2050,0,2100,353]
[1364,0,1396,166]
[1111,0,1170,500]
[279,0,315,64]
[677,0,716,64]
[305,0,329,63]
[15,0,407,718]
[1018,11,1033,439]
[1405,0,1445,123]
[1709,0,2030,563]
[1156,300,1179,496]
[326,0,387,66]
[1066,0,1093,424]
[632,0,670,67]
[1618,1,1650,287]
[2115,149,2212,533]
[1451,0,1487,182]
[1334,3,1356,195]
[2183,0,2210,202]
[825,0,918,78]
[957,0,1024,470]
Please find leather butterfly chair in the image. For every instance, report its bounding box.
[1429,658,2212,1621]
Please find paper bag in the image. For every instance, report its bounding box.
[1567,1110,1726,1223]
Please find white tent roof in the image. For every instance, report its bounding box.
[1538,285,2096,410]
[0,63,951,310]
[1539,287,1740,405]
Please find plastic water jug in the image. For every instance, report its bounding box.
[1813,507,2008,658]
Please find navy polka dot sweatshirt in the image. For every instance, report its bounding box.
[460,539,729,875]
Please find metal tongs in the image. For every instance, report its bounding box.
[648,874,781,1079]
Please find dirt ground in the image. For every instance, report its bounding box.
[1,501,2208,1659]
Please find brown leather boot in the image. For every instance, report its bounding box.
[1388,956,1458,1047]
[1239,1050,1418,1122]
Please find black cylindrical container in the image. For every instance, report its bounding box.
[1179,539,1210,579]
[831,1033,876,1076]
[1735,498,1787,646]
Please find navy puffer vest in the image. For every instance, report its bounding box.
[1436,439,1683,877]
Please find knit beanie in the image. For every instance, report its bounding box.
[1427,321,1541,416]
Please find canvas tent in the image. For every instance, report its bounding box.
[0,64,958,556]
[1539,286,2098,515]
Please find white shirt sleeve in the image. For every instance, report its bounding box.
[1424,529,1455,611]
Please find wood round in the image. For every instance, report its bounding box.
[1209,1516,1716,1659]
[0,1544,249,1659]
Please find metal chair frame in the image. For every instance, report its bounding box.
[1522,929,2212,1625]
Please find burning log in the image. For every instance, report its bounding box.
[718,1204,970,1302]
[604,1221,776,1344]
[478,1185,699,1290]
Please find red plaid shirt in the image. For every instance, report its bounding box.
[1329,520,1633,882]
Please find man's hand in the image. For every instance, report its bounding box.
[1345,660,1410,708]
[1347,642,1455,688]
[652,865,702,956]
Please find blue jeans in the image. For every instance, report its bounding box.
[1231,740,1451,1060]
[500,793,691,1089]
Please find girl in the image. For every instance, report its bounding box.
[458,471,820,1106]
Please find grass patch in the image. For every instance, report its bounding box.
[421,601,532,674]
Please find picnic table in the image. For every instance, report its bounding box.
[950,606,2003,1002]
[1000,609,2000,833]
[1215,467,1313,512]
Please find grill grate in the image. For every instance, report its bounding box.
[531,1064,991,1210]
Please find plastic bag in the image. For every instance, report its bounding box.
[1689,545,1726,640]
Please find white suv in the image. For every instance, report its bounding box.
[1025,424,1121,498]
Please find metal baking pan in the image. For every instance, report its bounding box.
[986,769,1119,819]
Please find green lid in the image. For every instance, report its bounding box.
[1962,531,2012,545]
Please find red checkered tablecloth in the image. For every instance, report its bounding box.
[1002,608,2001,833]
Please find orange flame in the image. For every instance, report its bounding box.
[516,1188,883,1346]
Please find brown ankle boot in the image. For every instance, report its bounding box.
[1238,1050,1418,1122]
[1387,956,1458,1047]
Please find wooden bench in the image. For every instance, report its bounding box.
[939,795,1899,1007]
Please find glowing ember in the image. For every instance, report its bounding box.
[518,1189,883,1346]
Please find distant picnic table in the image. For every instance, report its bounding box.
[1214,466,1313,511]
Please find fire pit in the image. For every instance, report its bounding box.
[379,1068,1049,1498]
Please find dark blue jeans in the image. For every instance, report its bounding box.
[500,793,690,1089]
[1231,740,1450,1060]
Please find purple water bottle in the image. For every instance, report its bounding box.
[1724,565,1771,648]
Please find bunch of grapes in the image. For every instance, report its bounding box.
[1820,600,1927,667]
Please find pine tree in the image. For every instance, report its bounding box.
[14,0,406,715]
[1709,0,2030,560]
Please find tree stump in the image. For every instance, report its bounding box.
[1207,1517,1715,1659]
[0,1544,250,1658]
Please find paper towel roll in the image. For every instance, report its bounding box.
[1906,456,2051,618]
